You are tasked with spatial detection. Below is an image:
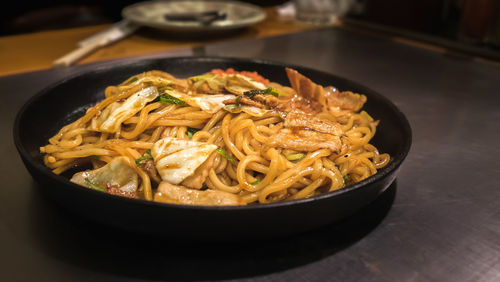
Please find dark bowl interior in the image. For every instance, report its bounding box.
[14,56,411,240]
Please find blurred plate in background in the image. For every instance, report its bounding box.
[122,0,266,33]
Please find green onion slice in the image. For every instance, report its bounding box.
[235,95,242,107]
[135,149,153,165]
[243,87,279,98]
[286,153,306,162]
[250,179,261,185]
[216,148,236,164]
[124,76,138,85]
[343,175,349,184]
[159,94,185,105]
[84,178,106,192]
[186,127,199,139]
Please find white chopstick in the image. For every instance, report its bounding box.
[53,37,109,67]
[52,20,138,67]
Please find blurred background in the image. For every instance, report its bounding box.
[1,0,499,54]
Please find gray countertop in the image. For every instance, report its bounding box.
[1,27,499,282]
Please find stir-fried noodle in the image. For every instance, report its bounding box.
[40,68,390,206]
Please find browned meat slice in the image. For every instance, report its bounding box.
[107,186,138,199]
[285,68,367,112]
[141,159,162,184]
[270,128,342,152]
[285,68,327,113]
[154,182,246,206]
[284,110,343,136]
[222,97,264,108]
[251,94,286,111]
[324,87,367,112]
[181,151,217,189]
[252,94,318,114]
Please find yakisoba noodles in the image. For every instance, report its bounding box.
[40,67,390,206]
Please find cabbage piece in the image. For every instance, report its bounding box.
[223,105,270,117]
[167,90,234,113]
[120,72,187,91]
[225,74,266,95]
[121,76,173,88]
[70,156,138,193]
[151,137,217,184]
[99,87,159,133]
[188,73,226,93]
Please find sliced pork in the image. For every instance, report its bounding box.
[270,128,342,152]
[154,182,246,206]
[285,68,367,113]
[284,110,343,136]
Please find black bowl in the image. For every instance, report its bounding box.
[14,56,411,240]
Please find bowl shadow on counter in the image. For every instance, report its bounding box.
[28,180,397,281]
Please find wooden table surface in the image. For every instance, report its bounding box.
[0,8,321,77]
[2,5,498,78]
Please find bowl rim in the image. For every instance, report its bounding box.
[13,56,412,212]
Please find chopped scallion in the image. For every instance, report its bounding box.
[343,175,349,184]
[235,95,242,107]
[84,178,106,192]
[124,76,138,85]
[159,94,186,105]
[186,127,199,139]
[243,87,279,98]
[250,179,261,185]
[216,148,236,164]
[135,149,153,165]
[286,153,306,162]
[264,87,279,97]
